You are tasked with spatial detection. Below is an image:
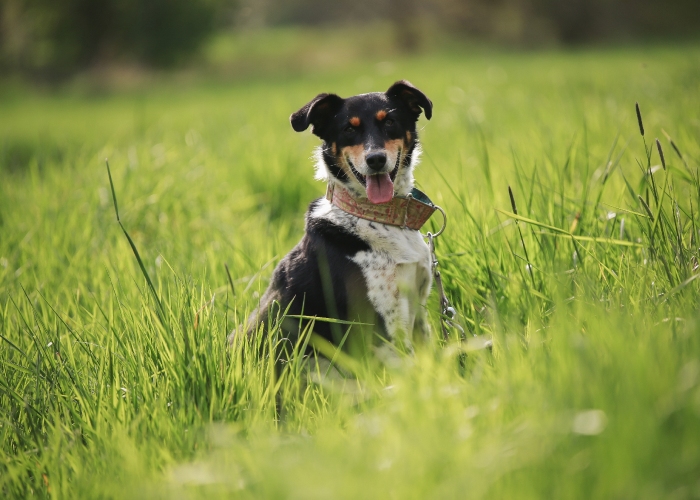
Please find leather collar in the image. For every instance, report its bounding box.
[325,182,438,231]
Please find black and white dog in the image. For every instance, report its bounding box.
[240,80,437,356]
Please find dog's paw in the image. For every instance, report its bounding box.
[373,343,414,369]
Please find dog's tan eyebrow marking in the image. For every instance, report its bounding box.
[341,144,364,156]
[349,117,361,127]
[376,110,387,121]
[384,138,403,153]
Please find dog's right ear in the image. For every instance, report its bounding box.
[290,93,344,136]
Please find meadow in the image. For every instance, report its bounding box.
[2,40,700,498]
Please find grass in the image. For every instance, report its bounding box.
[2,39,700,498]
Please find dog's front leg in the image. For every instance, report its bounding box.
[412,259,433,342]
[227,287,282,345]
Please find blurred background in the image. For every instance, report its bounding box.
[1,0,698,85]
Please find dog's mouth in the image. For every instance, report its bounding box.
[346,153,401,205]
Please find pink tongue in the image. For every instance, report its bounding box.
[366,173,394,204]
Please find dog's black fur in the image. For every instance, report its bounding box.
[260,211,373,343]
[238,81,433,352]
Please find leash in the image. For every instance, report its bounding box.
[425,214,466,341]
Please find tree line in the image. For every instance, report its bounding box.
[1,0,697,79]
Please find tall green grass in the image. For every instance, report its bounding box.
[2,43,700,498]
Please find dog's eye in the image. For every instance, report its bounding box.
[344,126,355,135]
[384,119,394,127]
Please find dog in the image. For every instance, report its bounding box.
[239,80,437,357]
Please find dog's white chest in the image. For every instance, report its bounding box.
[351,219,432,347]
[311,199,433,346]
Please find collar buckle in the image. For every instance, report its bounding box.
[402,193,413,229]
[325,183,335,202]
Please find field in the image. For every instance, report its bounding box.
[2,41,700,498]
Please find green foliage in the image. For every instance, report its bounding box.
[1,43,700,497]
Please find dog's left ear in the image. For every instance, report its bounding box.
[386,80,432,120]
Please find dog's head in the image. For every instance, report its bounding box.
[290,80,432,204]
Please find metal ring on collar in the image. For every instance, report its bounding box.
[423,205,447,238]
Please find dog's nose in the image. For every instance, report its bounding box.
[366,152,387,171]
